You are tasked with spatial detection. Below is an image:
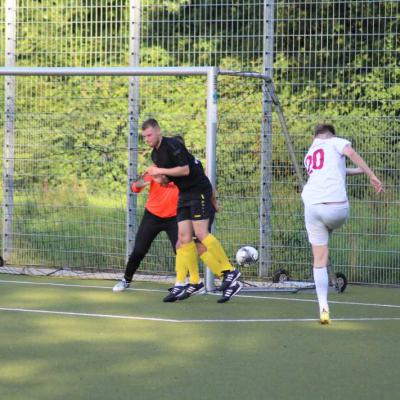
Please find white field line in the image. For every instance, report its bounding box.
[236,293,400,309]
[1,307,400,323]
[1,279,400,309]
[0,279,165,293]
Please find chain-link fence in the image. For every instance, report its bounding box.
[0,0,131,276]
[273,1,400,284]
[1,1,399,285]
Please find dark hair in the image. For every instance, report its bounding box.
[172,134,185,145]
[141,118,159,130]
[314,124,335,136]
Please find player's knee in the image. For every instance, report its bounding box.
[178,231,192,244]
[311,244,329,267]
[193,227,209,242]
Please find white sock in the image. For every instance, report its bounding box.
[313,267,329,313]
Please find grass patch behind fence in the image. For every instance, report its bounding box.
[1,190,399,285]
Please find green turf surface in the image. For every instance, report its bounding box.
[0,274,399,400]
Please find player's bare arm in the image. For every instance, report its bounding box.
[146,164,190,177]
[211,191,220,212]
[153,174,170,185]
[342,145,383,193]
[346,167,363,176]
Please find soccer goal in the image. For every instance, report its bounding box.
[0,66,304,292]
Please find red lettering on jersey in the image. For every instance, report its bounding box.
[305,148,325,175]
[305,155,313,174]
[313,148,324,170]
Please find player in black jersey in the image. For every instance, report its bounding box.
[142,119,242,303]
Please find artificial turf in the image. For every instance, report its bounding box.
[0,275,399,400]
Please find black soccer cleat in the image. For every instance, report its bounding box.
[220,268,241,291]
[163,286,185,303]
[177,282,205,300]
[217,281,243,303]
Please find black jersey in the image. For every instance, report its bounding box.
[151,137,212,194]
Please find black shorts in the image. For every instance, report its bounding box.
[176,190,213,223]
[193,209,215,243]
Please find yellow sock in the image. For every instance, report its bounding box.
[200,251,221,276]
[180,241,200,285]
[202,234,234,276]
[175,247,188,285]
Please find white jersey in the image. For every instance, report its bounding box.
[301,136,351,205]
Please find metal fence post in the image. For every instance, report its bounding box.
[3,0,17,265]
[205,67,218,292]
[259,0,275,278]
[126,0,141,262]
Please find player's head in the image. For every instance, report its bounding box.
[142,119,161,148]
[314,124,336,137]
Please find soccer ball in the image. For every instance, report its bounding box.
[235,246,258,267]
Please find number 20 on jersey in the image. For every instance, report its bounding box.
[305,148,325,174]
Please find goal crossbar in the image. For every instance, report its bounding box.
[0,66,215,76]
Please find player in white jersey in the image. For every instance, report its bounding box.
[302,124,383,324]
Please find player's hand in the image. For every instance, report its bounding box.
[153,174,170,185]
[146,165,162,176]
[134,172,149,188]
[211,198,220,212]
[370,175,383,193]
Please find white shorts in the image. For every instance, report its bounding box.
[304,202,349,245]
